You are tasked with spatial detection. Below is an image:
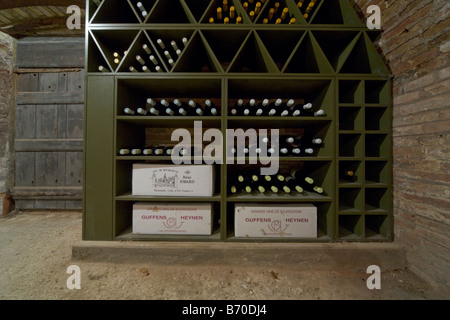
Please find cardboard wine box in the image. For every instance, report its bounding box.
[133,202,213,235]
[234,204,317,238]
[132,164,215,197]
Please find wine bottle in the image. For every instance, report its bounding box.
[303,181,324,194]
[243,99,256,116]
[163,50,173,62]
[173,99,189,116]
[98,65,109,73]
[156,39,165,50]
[131,148,142,155]
[280,99,295,117]
[119,148,130,155]
[204,99,219,116]
[146,97,157,108]
[183,99,196,115]
[342,169,356,182]
[302,102,313,116]
[289,101,302,116]
[268,98,283,116]
[229,173,245,193]
[254,184,266,193]
[285,176,304,193]
[229,184,240,194]
[284,136,295,144]
[153,146,172,156]
[158,99,170,113]
[314,109,325,117]
[143,44,151,55]
[147,99,164,116]
[297,0,305,9]
[243,183,253,194]
[149,55,159,66]
[113,51,122,62]
[136,55,145,66]
[230,99,244,116]
[123,107,135,115]
[255,99,269,116]
[195,107,204,116]
[136,2,147,17]
[228,5,237,23]
[187,100,203,116]
[291,169,315,186]
[143,148,154,155]
[165,107,175,116]
[136,107,148,116]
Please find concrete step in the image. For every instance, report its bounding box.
[72,241,406,273]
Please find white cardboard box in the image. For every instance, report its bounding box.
[133,202,213,235]
[234,204,317,238]
[132,164,215,197]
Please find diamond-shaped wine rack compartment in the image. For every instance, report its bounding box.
[88,0,388,74]
[88,0,367,25]
[88,30,389,75]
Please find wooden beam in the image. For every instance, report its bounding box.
[16,36,85,67]
[0,0,86,10]
[17,91,85,104]
[14,139,84,152]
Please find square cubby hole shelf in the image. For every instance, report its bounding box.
[339,133,363,158]
[365,134,389,158]
[365,188,389,213]
[365,161,390,185]
[339,106,363,131]
[339,80,363,104]
[365,80,389,105]
[339,160,363,185]
[365,215,390,240]
[339,187,363,213]
[338,214,363,240]
[365,107,389,131]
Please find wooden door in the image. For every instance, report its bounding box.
[14,38,85,210]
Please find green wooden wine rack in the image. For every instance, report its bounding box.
[83,0,393,242]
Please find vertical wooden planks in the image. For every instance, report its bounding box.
[14,37,85,210]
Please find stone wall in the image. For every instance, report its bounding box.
[352,0,450,291]
[0,31,16,215]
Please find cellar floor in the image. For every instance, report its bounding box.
[0,210,447,300]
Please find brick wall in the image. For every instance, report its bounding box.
[0,32,16,215]
[352,0,450,291]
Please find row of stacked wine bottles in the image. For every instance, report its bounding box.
[88,28,389,74]
[120,98,326,117]
[88,0,364,26]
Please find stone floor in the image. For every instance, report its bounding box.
[0,210,448,300]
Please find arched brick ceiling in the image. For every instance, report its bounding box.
[0,0,85,38]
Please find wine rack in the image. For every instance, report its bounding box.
[84,0,392,242]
